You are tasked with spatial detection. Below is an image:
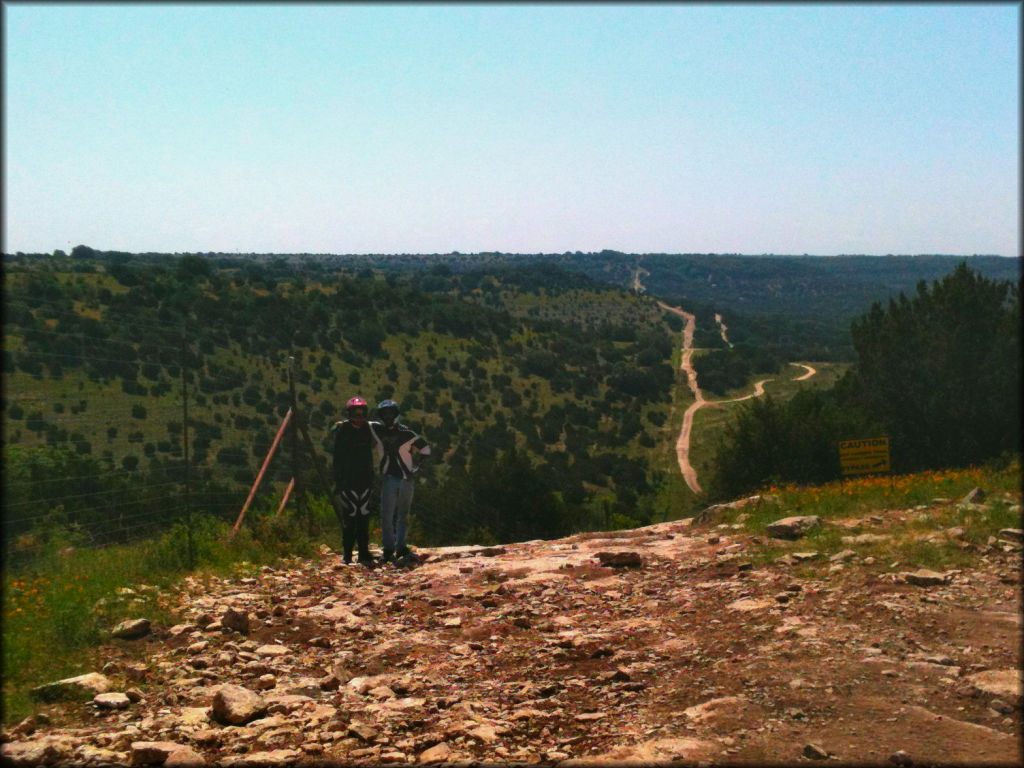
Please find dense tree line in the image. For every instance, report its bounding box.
[706,264,1021,500]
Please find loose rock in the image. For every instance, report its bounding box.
[418,742,451,763]
[903,569,948,587]
[221,608,251,635]
[112,618,151,639]
[211,684,267,725]
[94,692,131,710]
[803,743,830,760]
[765,516,821,540]
[596,551,644,568]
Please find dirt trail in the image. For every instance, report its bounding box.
[658,302,704,493]
[790,362,817,381]
[631,268,650,293]
[708,378,774,405]
[713,313,733,348]
[658,301,818,494]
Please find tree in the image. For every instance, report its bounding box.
[177,255,212,280]
[71,244,98,259]
[848,263,1019,470]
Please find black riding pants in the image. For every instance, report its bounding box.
[337,487,372,560]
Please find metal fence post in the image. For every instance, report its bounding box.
[288,356,307,532]
[181,324,195,568]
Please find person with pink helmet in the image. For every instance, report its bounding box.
[330,396,376,566]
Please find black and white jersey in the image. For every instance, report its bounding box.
[370,422,431,479]
[330,419,376,490]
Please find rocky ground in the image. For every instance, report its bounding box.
[3,501,1021,767]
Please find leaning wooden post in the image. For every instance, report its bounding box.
[275,478,295,517]
[232,408,292,535]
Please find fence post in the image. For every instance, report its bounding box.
[287,356,307,531]
[233,409,293,535]
[181,324,195,568]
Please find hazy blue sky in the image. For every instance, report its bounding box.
[3,3,1019,256]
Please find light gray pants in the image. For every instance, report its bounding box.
[380,475,414,553]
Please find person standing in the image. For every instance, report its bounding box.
[330,396,377,566]
[370,399,430,563]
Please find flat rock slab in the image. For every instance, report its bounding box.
[175,707,211,727]
[418,742,451,763]
[964,669,1022,707]
[904,569,949,587]
[595,551,644,568]
[317,604,362,625]
[569,737,720,763]
[31,673,112,702]
[421,545,507,562]
[727,598,775,612]
[112,618,151,639]
[220,749,301,766]
[130,741,192,764]
[255,644,290,657]
[766,515,821,539]
[792,551,820,561]
[683,695,763,729]
[94,692,131,710]
[1,741,63,766]
[163,748,205,767]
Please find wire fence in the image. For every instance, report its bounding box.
[3,302,321,568]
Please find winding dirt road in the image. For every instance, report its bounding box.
[790,362,817,381]
[658,302,704,493]
[657,301,817,494]
[713,313,733,348]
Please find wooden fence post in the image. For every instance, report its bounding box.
[232,408,293,535]
[276,478,295,517]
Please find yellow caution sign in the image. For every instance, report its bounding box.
[838,437,891,476]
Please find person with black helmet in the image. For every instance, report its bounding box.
[370,399,431,564]
[330,396,376,566]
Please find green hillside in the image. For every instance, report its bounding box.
[4,249,1018,562]
[2,253,680,554]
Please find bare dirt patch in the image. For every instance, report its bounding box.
[4,513,1021,766]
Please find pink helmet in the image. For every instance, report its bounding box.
[346,396,367,410]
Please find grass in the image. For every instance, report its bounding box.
[707,460,1022,573]
[1,498,341,726]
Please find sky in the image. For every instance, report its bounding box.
[3,3,1020,257]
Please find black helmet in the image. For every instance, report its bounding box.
[377,399,399,421]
